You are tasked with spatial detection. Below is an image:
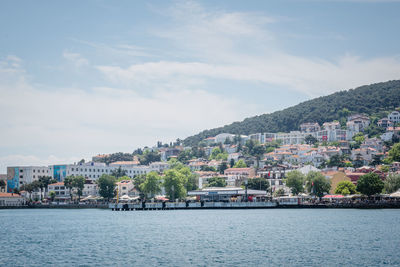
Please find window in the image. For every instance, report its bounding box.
[33,170,35,173]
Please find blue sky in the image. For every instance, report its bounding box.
[0,0,400,172]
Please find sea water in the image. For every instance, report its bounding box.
[0,208,399,266]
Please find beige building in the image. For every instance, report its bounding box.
[322,171,352,194]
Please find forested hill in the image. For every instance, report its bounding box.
[183,80,400,146]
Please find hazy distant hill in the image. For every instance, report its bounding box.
[183,80,400,146]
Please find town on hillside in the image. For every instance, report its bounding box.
[1,110,400,207]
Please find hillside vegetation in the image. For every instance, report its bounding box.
[183,80,400,146]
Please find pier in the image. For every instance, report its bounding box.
[109,201,277,211]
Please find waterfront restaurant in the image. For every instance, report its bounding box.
[187,187,267,202]
[0,193,25,206]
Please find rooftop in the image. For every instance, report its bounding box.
[0,193,22,198]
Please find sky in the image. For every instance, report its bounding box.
[1,0,400,172]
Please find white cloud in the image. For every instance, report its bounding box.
[97,55,400,97]
[0,56,258,172]
[2,1,400,173]
[62,51,89,67]
[93,1,400,97]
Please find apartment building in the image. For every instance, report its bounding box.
[7,166,52,192]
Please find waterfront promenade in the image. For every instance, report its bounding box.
[109,200,400,211]
[2,200,400,210]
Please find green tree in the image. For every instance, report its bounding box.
[334,181,357,195]
[305,135,317,145]
[387,143,400,163]
[233,159,247,168]
[353,133,365,145]
[236,142,243,152]
[49,191,56,202]
[274,188,285,197]
[380,165,390,173]
[163,169,186,200]
[245,178,269,191]
[133,174,147,198]
[111,166,127,178]
[117,176,132,182]
[38,176,56,200]
[177,150,192,163]
[183,80,400,147]
[371,154,382,166]
[210,147,222,159]
[207,177,227,187]
[64,176,74,201]
[328,154,345,168]
[229,158,235,168]
[168,158,185,170]
[218,162,228,174]
[139,151,161,165]
[97,174,116,201]
[285,171,305,195]
[140,171,162,198]
[356,173,384,196]
[72,176,86,202]
[251,145,266,168]
[384,173,400,194]
[200,165,217,172]
[173,165,198,191]
[245,140,257,154]
[306,171,331,198]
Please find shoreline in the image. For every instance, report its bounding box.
[2,202,400,210]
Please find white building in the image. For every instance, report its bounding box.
[67,164,152,180]
[276,131,309,145]
[215,133,235,144]
[149,162,170,173]
[249,133,267,144]
[0,193,25,206]
[381,131,394,142]
[83,180,99,197]
[346,114,370,132]
[388,111,400,124]
[116,180,135,196]
[47,182,70,201]
[300,122,321,133]
[6,166,52,192]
